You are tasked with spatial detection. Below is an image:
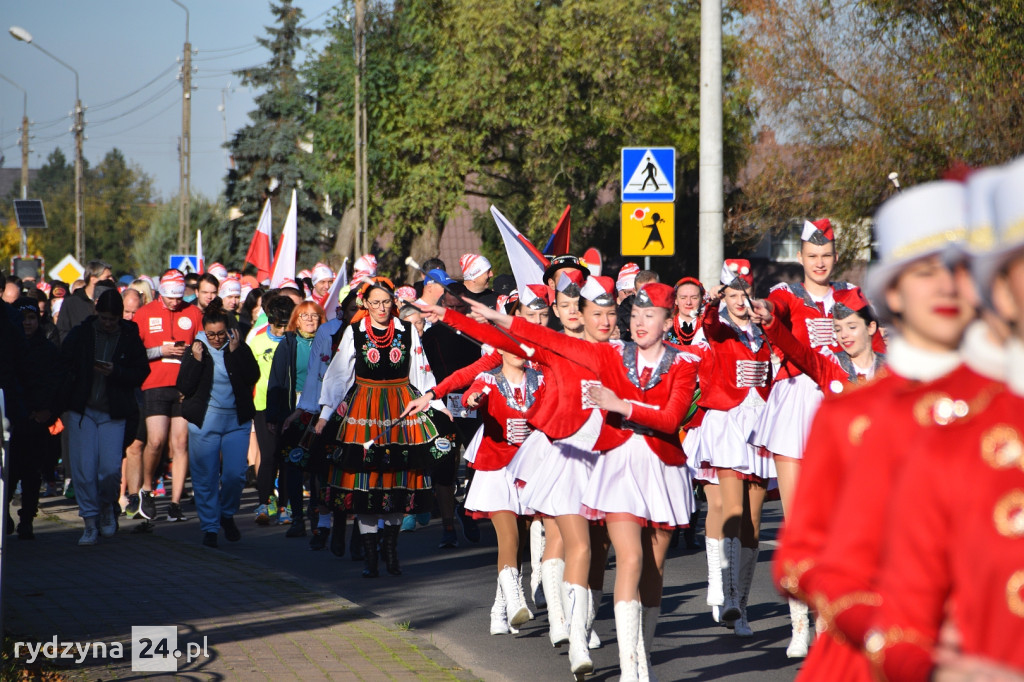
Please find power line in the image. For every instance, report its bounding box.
[87,99,180,140]
[87,62,179,112]
[87,82,178,129]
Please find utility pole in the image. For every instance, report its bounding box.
[0,73,30,256]
[172,0,192,253]
[698,0,724,289]
[352,0,365,256]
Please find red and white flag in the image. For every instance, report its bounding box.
[195,229,205,274]
[324,257,349,321]
[491,205,548,295]
[270,190,297,289]
[245,199,274,283]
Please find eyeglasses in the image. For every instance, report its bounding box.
[298,313,320,321]
[206,330,228,339]
[365,299,393,309]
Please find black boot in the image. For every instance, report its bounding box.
[330,510,346,557]
[361,533,379,578]
[350,519,364,561]
[381,525,402,576]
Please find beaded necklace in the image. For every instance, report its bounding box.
[674,314,697,345]
[364,316,396,348]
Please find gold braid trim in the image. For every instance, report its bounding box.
[813,591,883,645]
[864,625,933,676]
[779,558,815,599]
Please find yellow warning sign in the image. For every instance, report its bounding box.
[621,202,674,256]
[48,253,85,284]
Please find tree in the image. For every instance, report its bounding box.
[133,196,230,275]
[225,0,326,267]
[736,0,1024,260]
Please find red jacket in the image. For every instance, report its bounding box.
[508,319,700,465]
[768,281,886,380]
[463,368,544,471]
[777,364,1002,681]
[136,299,203,391]
[695,305,772,411]
[870,387,1022,682]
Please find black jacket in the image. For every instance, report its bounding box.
[176,338,260,428]
[57,317,150,419]
[56,288,95,344]
[265,331,301,425]
[24,328,61,420]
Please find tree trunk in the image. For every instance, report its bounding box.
[406,218,442,282]
[331,203,358,269]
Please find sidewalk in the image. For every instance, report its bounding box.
[2,496,478,681]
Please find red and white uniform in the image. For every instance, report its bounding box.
[751,281,872,460]
[773,335,1001,682]
[136,299,203,390]
[868,340,1022,681]
[685,303,775,480]
[462,366,544,518]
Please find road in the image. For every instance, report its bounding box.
[148,490,805,681]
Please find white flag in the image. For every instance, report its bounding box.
[270,189,298,288]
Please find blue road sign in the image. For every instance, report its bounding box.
[621,147,676,202]
[168,254,200,274]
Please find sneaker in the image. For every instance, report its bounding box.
[416,512,431,527]
[221,516,241,542]
[153,478,167,498]
[457,504,481,544]
[99,505,118,537]
[267,496,279,518]
[79,525,99,546]
[400,515,417,533]
[16,520,34,540]
[125,494,141,519]
[139,491,157,520]
[254,504,271,525]
[277,506,292,525]
[309,527,330,550]
[166,503,188,523]
[438,527,458,549]
[202,532,218,548]
[285,521,306,538]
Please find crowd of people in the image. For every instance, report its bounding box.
[3,157,1024,681]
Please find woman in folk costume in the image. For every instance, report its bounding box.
[685,259,774,638]
[314,277,444,578]
[773,179,991,682]
[665,277,704,347]
[866,161,1024,682]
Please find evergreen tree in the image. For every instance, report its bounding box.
[225,0,326,267]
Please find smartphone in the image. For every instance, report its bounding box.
[174,341,186,347]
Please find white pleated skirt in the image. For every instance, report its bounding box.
[518,431,599,518]
[461,424,485,464]
[581,434,694,527]
[690,393,776,480]
[465,466,526,516]
[748,373,823,459]
[684,427,719,484]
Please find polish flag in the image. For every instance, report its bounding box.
[245,199,274,282]
[324,257,349,321]
[195,229,205,274]
[542,204,572,256]
[270,190,297,288]
[491,205,548,295]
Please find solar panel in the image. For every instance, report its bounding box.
[13,199,47,229]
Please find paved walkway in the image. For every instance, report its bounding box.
[2,496,478,681]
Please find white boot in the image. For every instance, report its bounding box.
[529,520,546,607]
[614,601,642,682]
[786,598,811,657]
[636,605,659,682]
[705,537,724,623]
[720,537,741,624]
[517,565,534,620]
[565,583,594,678]
[499,566,531,628]
[490,582,511,635]
[541,559,569,647]
[733,546,758,638]
[588,588,602,649]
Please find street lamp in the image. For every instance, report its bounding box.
[9,25,86,262]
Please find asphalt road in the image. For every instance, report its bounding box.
[146,489,805,682]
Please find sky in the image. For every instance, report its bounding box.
[0,0,338,201]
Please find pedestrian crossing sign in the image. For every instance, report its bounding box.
[169,254,202,274]
[621,202,674,256]
[621,147,675,202]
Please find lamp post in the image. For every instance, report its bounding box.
[9,26,85,262]
[170,0,192,254]
[0,72,29,256]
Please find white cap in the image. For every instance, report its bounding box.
[973,158,1024,291]
[864,180,967,320]
[311,262,335,285]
